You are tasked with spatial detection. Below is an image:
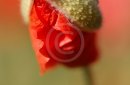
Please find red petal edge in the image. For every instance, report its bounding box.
[29,0,99,74]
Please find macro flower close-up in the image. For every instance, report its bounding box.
[29,0,102,74]
[0,0,130,85]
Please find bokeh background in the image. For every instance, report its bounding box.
[0,0,130,85]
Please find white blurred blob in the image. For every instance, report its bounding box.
[20,0,33,23]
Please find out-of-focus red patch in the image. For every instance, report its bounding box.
[29,0,99,74]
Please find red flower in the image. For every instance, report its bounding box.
[29,0,100,74]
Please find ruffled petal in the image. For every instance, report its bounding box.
[29,0,99,74]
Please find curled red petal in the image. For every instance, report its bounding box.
[29,0,99,74]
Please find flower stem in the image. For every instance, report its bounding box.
[83,67,93,85]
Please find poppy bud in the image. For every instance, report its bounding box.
[29,0,100,73]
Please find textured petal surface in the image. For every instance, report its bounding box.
[30,0,99,73]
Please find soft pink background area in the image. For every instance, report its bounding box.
[0,0,130,85]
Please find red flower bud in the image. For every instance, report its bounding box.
[29,0,100,74]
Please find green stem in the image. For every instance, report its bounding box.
[83,67,93,85]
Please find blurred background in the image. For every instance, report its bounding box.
[0,0,130,85]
